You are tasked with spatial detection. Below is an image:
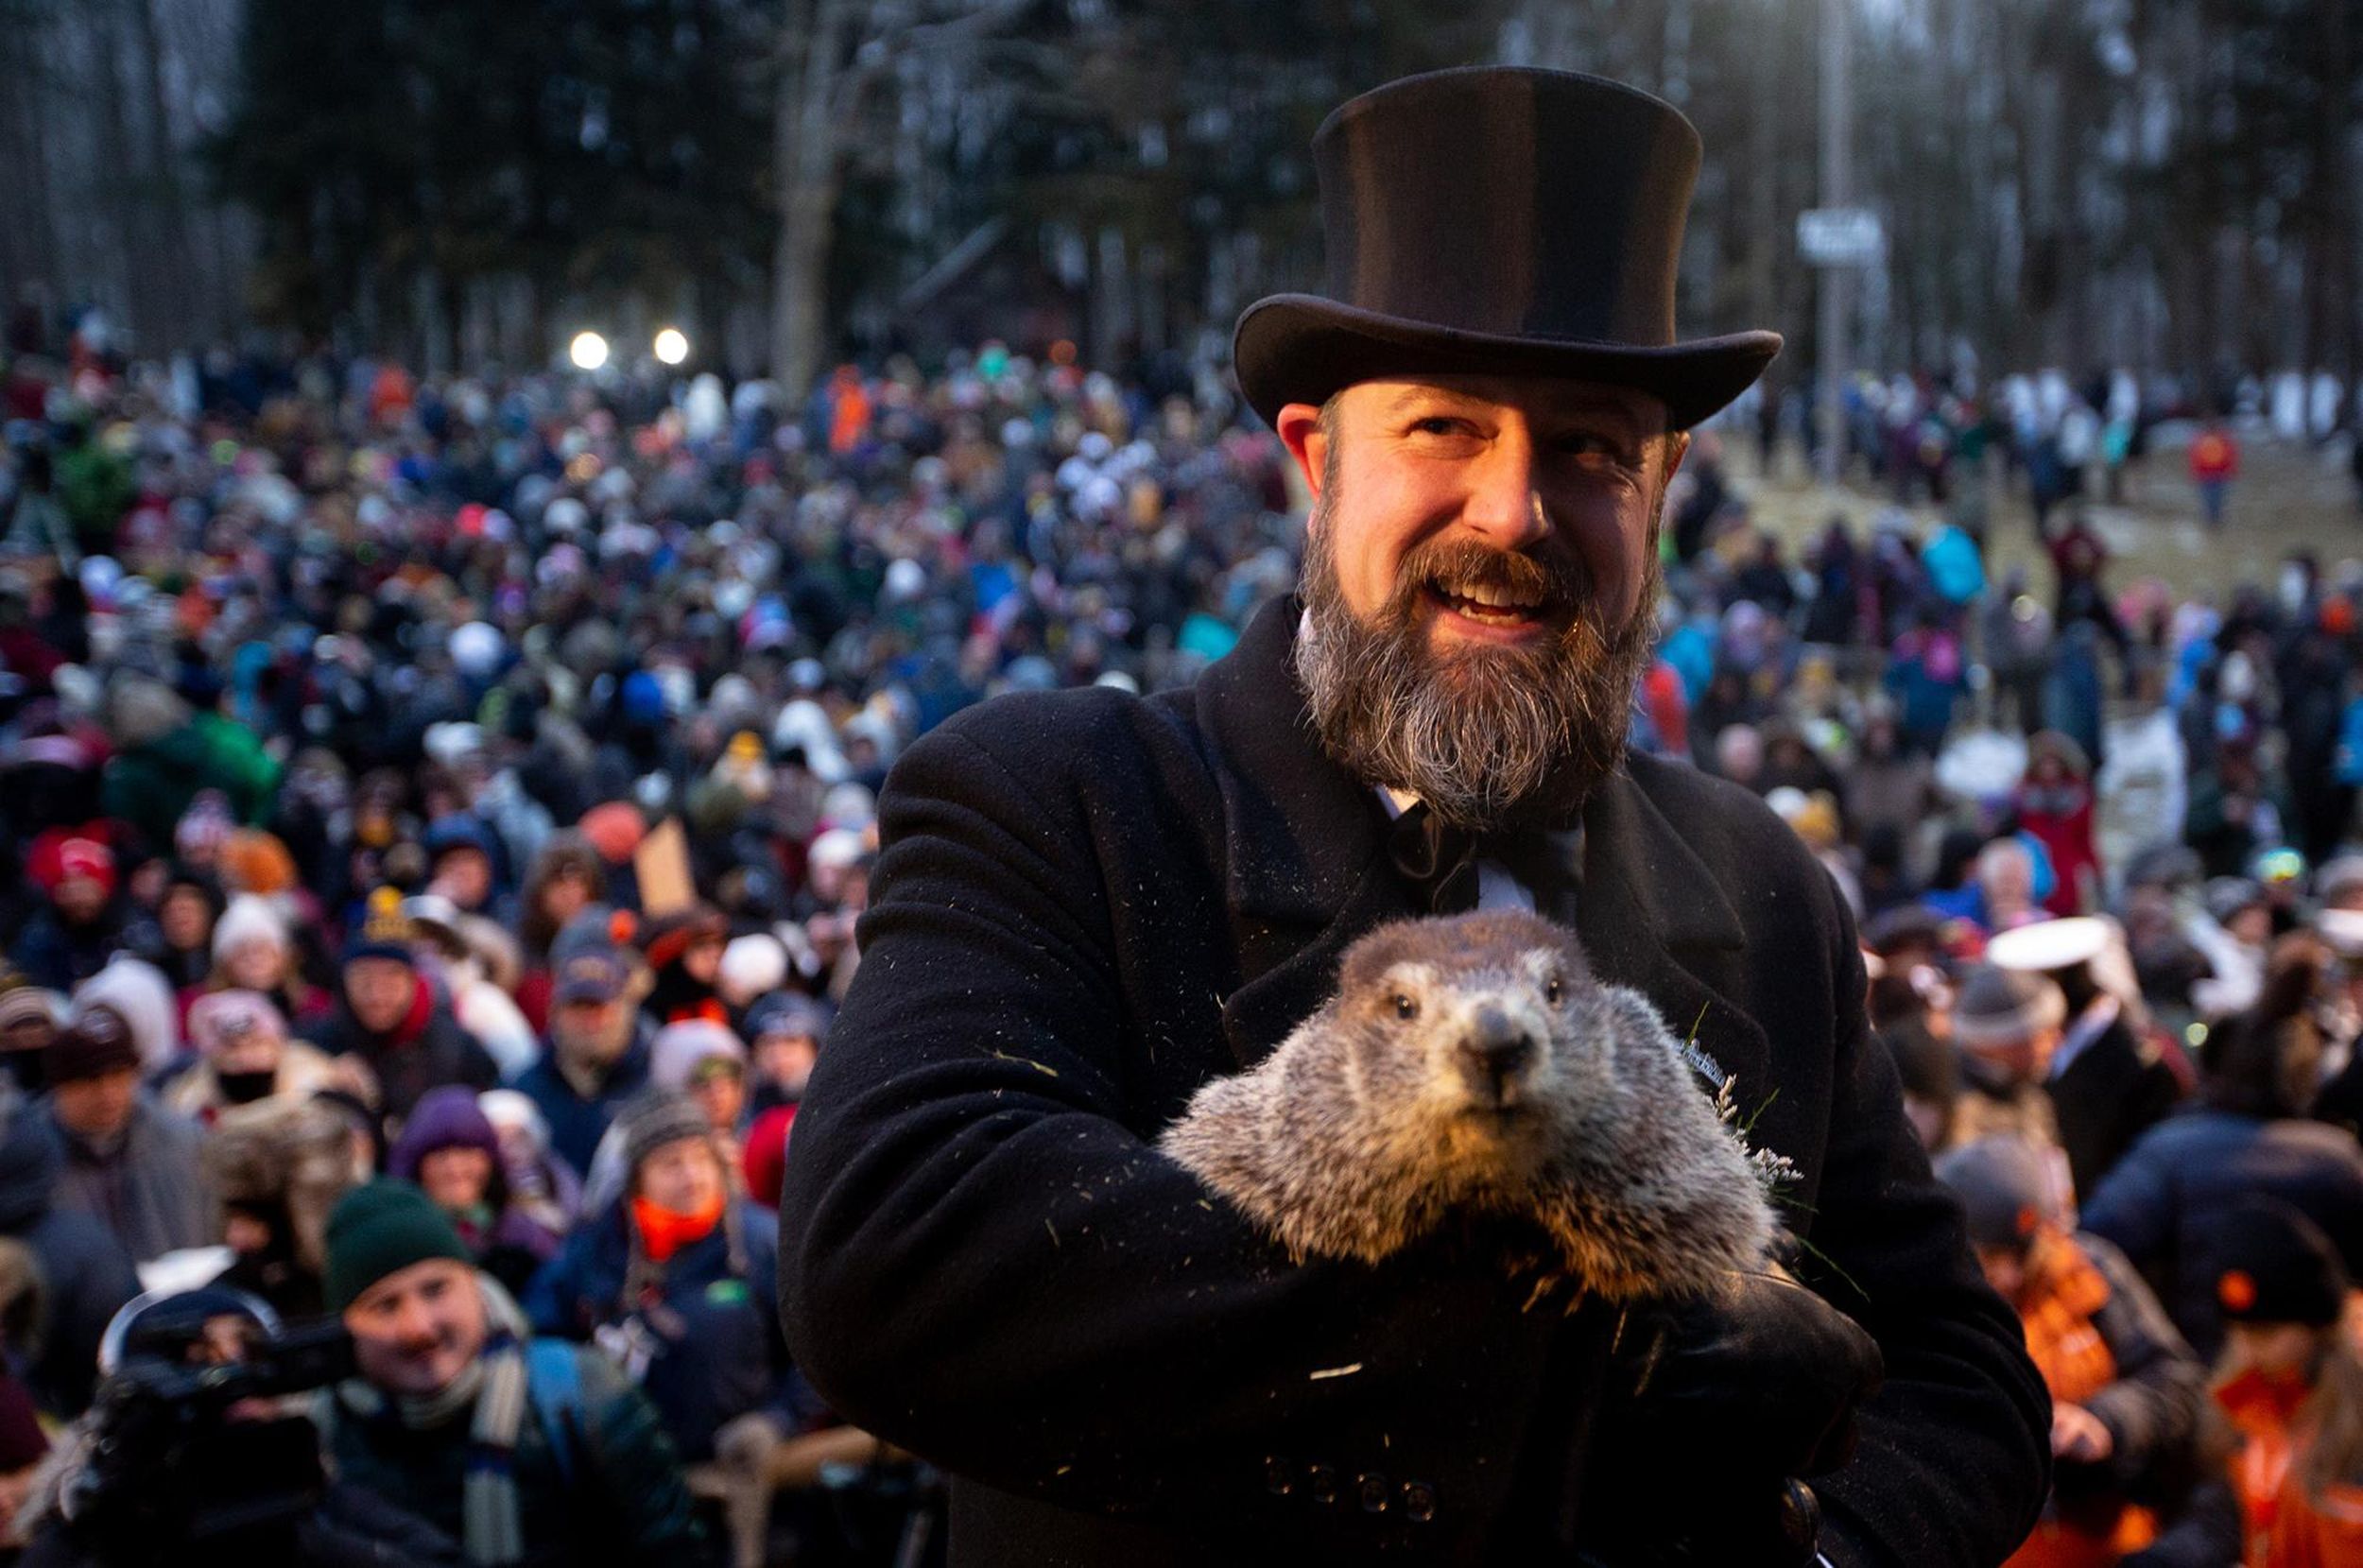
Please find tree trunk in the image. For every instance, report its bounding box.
[129,0,196,350]
[770,0,855,399]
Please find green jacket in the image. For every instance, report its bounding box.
[327,1343,704,1567]
[100,714,282,844]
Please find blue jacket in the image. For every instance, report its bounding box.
[508,1036,651,1178]
[525,1197,808,1460]
[2080,1108,2363,1358]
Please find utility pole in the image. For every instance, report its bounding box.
[1817,0,1851,485]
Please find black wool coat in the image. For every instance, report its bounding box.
[778,598,2049,1567]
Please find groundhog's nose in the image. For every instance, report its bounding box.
[1457,1006,1537,1105]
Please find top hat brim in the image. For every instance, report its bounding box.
[1233,294,1781,434]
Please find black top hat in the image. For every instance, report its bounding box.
[1233,67,1780,432]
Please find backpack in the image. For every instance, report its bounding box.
[526,1337,586,1490]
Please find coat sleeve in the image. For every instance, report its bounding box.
[2078,1233,2202,1488]
[777,719,1572,1554]
[1800,883,2053,1568]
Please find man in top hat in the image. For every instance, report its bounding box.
[1986,916,2182,1200]
[781,67,2047,1566]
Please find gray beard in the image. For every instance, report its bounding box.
[1291,505,1661,833]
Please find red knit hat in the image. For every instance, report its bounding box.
[26,826,115,901]
[741,1105,796,1210]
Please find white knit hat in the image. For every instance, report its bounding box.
[649,1020,746,1092]
[212,893,290,962]
[717,934,787,1008]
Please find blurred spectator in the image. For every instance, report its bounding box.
[0,1094,137,1416]
[312,893,497,1127]
[387,1087,560,1298]
[2083,948,2363,1358]
[323,1180,705,1563]
[511,911,650,1176]
[40,1014,211,1264]
[1937,1137,2201,1568]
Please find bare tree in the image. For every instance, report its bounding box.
[770,0,1029,400]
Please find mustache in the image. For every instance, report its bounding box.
[1386,537,1590,621]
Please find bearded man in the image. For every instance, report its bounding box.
[780,68,2047,1567]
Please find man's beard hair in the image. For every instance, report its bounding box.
[1293,493,1664,833]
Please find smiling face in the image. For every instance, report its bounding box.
[1279,375,1685,829]
[344,1257,487,1399]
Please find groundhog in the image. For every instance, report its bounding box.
[1161,909,1780,1303]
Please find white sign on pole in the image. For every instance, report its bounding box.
[1798,207,1885,267]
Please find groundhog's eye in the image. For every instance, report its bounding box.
[1544,975,1564,1005]
[1391,992,1419,1022]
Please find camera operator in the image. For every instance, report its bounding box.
[18,1286,461,1567]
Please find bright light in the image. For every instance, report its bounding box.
[568,331,610,371]
[652,327,690,366]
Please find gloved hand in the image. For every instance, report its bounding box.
[1616,1266,1884,1482]
[1576,1267,1884,1566]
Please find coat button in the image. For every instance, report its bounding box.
[1305,1464,1339,1505]
[1263,1457,1293,1497]
[1400,1481,1438,1523]
[1357,1473,1389,1513]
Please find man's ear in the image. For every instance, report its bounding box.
[1275,403,1328,503]
[1660,429,1692,489]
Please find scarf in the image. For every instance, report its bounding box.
[630,1189,725,1264]
[336,1274,535,1566]
[2017,1229,2115,1405]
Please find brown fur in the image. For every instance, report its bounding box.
[1161,910,1777,1302]
[201,1096,362,1275]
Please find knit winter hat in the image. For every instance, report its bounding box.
[618,1089,717,1176]
[717,935,787,1006]
[639,906,727,974]
[0,988,65,1036]
[43,1014,142,1085]
[388,1086,501,1181]
[323,1180,474,1311]
[345,887,416,969]
[186,989,288,1057]
[1933,1137,2052,1250]
[213,893,291,962]
[1951,964,2067,1052]
[2318,854,2363,909]
[649,1020,745,1094]
[2215,1199,2349,1329]
[741,1105,795,1210]
[26,827,115,901]
[744,992,830,1046]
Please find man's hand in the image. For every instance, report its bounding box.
[1618,1267,1886,1482]
[2051,1403,2113,1465]
[1578,1268,1884,1565]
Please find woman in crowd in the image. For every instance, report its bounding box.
[387,1086,561,1297]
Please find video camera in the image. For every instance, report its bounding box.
[67,1305,355,1564]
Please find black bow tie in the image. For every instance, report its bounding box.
[1387,802,1585,919]
[1388,801,1481,914]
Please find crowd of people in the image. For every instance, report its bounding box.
[2,300,2363,1564]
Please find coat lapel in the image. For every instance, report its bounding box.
[1576,762,1772,1111]
[1196,598,1418,1066]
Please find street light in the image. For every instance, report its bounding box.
[569,331,610,371]
[653,327,690,366]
